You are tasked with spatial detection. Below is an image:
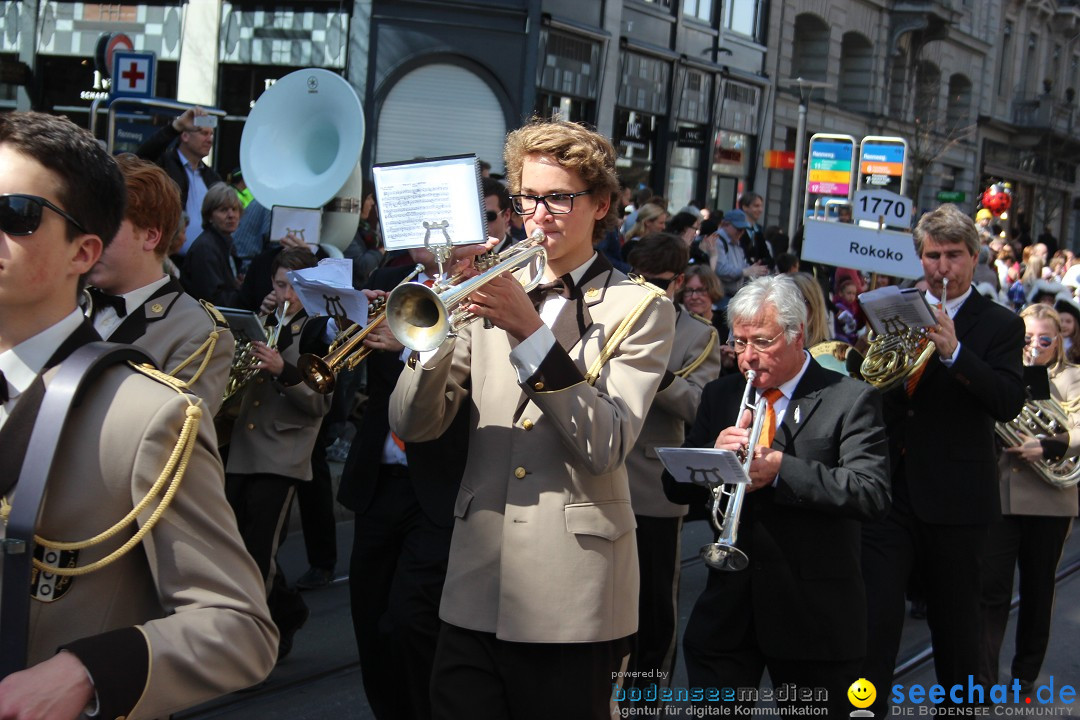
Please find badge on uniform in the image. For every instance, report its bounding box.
[793,405,801,425]
[30,546,78,602]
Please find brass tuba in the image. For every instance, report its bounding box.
[995,349,1080,489]
[385,229,548,352]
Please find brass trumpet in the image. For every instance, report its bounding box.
[297,265,424,394]
[386,229,547,352]
[700,370,767,572]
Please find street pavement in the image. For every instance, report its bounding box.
[179,515,1080,719]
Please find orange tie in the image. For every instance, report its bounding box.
[758,388,784,448]
[904,363,926,397]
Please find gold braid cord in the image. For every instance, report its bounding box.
[584,276,666,386]
[675,324,718,378]
[167,301,225,386]
[32,363,201,576]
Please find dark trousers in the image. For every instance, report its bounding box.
[626,514,682,701]
[349,464,452,720]
[298,421,338,572]
[861,486,989,718]
[683,572,857,718]
[979,514,1073,686]
[431,622,631,720]
[225,472,306,629]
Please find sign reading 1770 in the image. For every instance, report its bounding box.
[853,189,912,229]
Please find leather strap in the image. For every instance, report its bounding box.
[0,342,154,678]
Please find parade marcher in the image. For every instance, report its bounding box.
[0,110,276,720]
[861,204,1026,717]
[663,274,889,718]
[389,118,676,718]
[339,247,471,720]
[224,247,332,661]
[85,153,234,415]
[979,304,1079,695]
[623,233,722,704]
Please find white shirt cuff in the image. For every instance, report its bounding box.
[509,325,557,383]
[941,340,961,367]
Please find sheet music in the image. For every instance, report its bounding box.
[857,285,937,335]
[656,448,750,486]
[287,258,369,326]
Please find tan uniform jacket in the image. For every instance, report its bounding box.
[102,280,234,416]
[998,362,1080,516]
[225,311,331,481]
[390,262,676,643]
[626,307,721,518]
[25,363,277,719]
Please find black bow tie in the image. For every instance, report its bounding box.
[527,276,573,310]
[0,369,8,404]
[87,287,128,318]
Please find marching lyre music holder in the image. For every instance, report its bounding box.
[422,220,455,279]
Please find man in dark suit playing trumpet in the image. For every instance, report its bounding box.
[861,204,1026,717]
[664,274,889,718]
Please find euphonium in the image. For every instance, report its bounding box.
[994,346,1080,489]
[700,370,768,572]
[297,265,424,394]
[386,229,548,352]
[860,278,946,392]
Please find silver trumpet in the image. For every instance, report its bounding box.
[700,370,768,572]
[386,228,547,351]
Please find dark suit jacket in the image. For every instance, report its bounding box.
[665,359,890,660]
[336,265,467,527]
[885,289,1025,525]
[135,124,222,204]
[181,228,244,308]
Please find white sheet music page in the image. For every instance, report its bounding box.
[656,448,750,486]
[858,286,936,335]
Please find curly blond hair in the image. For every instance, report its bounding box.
[503,118,619,241]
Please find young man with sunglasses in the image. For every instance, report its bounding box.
[482,176,515,254]
[84,154,234,415]
[663,274,889,718]
[389,119,676,718]
[621,233,722,707]
[861,204,1026,717]
[0,112,275,719]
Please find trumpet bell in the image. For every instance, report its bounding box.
[386,283,450,352]
[700,543,749,572]
[297,353,336,394]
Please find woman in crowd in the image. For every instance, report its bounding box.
[790,271,833,347]
[622,202,670,261]
[181,182,245,307]
[1055,297,1080,363]
[979,303,1080,696]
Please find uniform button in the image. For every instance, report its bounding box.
[906,410,915,417]
[256,377,265,384]
[247,423,255,430]
[522,419,533,431]
[514,466,527,479]
[533,381,544,391]
[253,400,261,407]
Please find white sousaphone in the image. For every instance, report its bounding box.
[240,68,364,256]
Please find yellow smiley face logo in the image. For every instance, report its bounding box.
[848,678,876,709]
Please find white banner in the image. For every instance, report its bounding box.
[800,219,923,279]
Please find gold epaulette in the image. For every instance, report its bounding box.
[32,362,202,576]
[675,324,719,378]
[584,276,666,386]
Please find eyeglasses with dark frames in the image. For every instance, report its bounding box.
[0,194,90,236]
[509,190,592,216]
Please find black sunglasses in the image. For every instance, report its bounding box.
[0,194,89,236]
[486,210,499,223]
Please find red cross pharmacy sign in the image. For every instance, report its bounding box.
[110,51,156,99]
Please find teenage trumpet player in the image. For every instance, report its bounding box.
[662,275,889,718]
[979,304,1079,695]
[388,119,676,718]
[224,247,332,662]
[861,204,1025,717]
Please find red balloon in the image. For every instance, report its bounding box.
[980,185,1012,216]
